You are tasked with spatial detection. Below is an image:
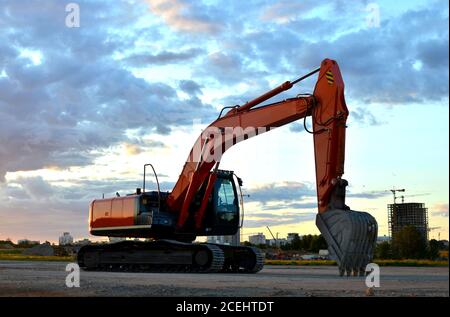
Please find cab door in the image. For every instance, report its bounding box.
[210,176,240,235]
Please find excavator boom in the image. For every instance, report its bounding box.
[167,59,378,275]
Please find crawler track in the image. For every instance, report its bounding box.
[216,245,265,273]
[77,240,264,274]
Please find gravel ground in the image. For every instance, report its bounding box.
[0,261,448,297]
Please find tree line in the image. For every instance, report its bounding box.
[375,225,448,260]
[242,226,448,259]
[243,234,328,253]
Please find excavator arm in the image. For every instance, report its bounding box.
[167,59,378,276]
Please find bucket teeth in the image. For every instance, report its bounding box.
[316,209,378,276]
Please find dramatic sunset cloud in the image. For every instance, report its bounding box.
[0,0,448,242]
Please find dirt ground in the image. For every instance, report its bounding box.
[0,261,448,297]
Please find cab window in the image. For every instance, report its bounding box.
[215,178,238,222]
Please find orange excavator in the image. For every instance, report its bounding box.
[77,59,378,276]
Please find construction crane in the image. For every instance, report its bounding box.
[397,193,431,203]
[265,226,288,260]
[77,59,378,276]
[390,188,406,204]
[428,227,442,240]
[266,226,279,248]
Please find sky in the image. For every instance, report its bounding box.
[0,0,448,243]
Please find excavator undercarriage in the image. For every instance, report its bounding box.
[77,240,264,273]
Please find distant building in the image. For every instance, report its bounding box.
[377,235,391,244]
[17,239,40,245]
[74,239,91,246]
[266,239,277,247]
[249,233,266,245]
[207,233,240,246]
[388,202,429,241]
[207,228,240,246]
[59,232,74,246]
[287,233,300,243]
[266,238,287,247]
[109,237,126,243]
[301,254,320,260]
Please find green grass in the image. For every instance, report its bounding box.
[0,254,74,262]
[0,249,23,255]
[0,249,447,266]
[266,260,336,266]
[374,259,448,267]
[265,259,449,267]
[0,249,74,262]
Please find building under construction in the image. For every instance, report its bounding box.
[388,202,429,241]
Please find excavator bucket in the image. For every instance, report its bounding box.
[316,209,378,276]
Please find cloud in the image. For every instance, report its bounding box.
[0,0,448,241]
[0,175,177,241]
[260,202,318,211]
[246,181,316,204]
[244,211,316,228]
[260,1,316,24]
[53,178,175,199]
[350,107,382,126]
[124,143,142,156]
[289,122,311,133]
[432,203,449,218]
[123,138,165,156]
[179,80,203,95]
[416,38,449,69]
[123,48,204,67]
[146,0,221,33]
[211,1,449,105]
[15,176,55,200]
[433,211,449,218]
[0,176,92,240]
[200,52,248,83]
[0,0,216,180]
[347,190,390,199]
[241,181,318,228]
[238,181,319,228]
[293,5,449,104]
[245,182,391,208]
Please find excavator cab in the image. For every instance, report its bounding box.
[199,170,241,236]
